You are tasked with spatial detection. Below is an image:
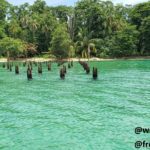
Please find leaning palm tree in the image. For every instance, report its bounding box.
[75,36,96,59]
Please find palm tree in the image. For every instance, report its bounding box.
[29,18,38,43]
[20,15,30,28]
[8,20,21,38]
[75,36,96,59]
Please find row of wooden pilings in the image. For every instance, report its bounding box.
[59,61,73,79]
[2,61,52,80]
[1,60,98,80]
[79,61,98,79]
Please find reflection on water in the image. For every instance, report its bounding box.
[0,60,150,150]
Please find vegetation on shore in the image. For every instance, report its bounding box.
[0,0,150,60]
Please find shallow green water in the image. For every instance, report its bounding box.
[0,60,150,150]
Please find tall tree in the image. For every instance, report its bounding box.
[51,24,71,59]
[0,0,9,22]
[130,1,150,54]
[140,16,150,54]
[0,37,25,61]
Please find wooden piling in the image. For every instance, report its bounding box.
[60,68,65,79]
[93,67,98,79]
[63,65,67,74]
[27,67,32,80]
[48,63,51,71]
[68,63,71,69]
[38,65,42,74]
[2,63,5,68]
[15,65,19,74]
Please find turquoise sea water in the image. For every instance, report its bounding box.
[0,60,150,150]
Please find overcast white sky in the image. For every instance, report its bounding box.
[6,0,149,6]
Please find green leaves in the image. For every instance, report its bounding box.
[74,0,124,40]
[140,16,150,54]
[130,1,150,28]
[51,24,71,59]
[0,37,26,58]
[109,24,139,57]
[0,27,6,39]
[0,0,149,59]
[0,0,9,22]
[130,1,150,54]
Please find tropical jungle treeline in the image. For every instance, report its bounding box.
[0,0,150,59]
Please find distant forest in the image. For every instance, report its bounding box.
[0,0,150,59]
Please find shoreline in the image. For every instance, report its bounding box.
[0,56,150,63]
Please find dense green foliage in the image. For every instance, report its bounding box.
[0,0,150,59]
[51,24,71,58]
[130,1,150,55]
[0,37,25,60]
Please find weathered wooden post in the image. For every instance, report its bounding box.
[79,61,90,74]
[68,63,71,69]
[86,66,90,74]
[38,64,42,74]
[15,65,19,74]
[27,67,32,80]
[29,61,33,70]
[60,68,65,79]
[2,63,5,68]
[93,67,98,80]
[48,63,51,71]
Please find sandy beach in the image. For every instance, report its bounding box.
[0,57,112,62]
[0,56,150,62]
